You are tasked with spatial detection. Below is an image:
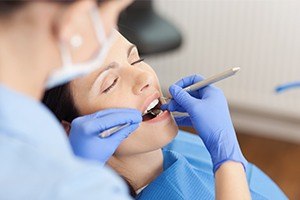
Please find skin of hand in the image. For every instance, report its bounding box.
[215,161,251,200]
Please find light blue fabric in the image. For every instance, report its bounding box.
[0,85,132,200]
[136,150,215,199]
[136,131,288,200]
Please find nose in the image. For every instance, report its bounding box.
[131,69,155,95]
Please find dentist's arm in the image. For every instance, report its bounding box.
[215,161,250,200]
[69,108,142,164]
[161,75,250,200]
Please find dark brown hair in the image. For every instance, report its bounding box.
[43,83,79,123]
[0,0,105,16]
[0,1,26,15]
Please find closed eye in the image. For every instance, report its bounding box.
[102,58,144,94]
[103,77,119,93]
[131,58,144,65]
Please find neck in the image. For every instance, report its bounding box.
[108,149,164,192]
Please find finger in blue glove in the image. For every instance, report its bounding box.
[69,108,142,164]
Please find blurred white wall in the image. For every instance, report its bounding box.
[147,0,300,143]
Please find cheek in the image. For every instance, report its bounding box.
[114,117,179,156]
[81,90,138,114]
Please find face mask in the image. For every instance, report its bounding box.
[46,7,117,89]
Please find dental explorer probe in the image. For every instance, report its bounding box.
[99,67,240,138]
[160,67,240,102]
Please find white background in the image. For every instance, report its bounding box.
[147,0,300,143]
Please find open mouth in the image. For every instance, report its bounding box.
[142,98,164,121]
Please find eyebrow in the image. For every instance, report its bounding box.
[92,62,119,87]
[91,44,137,91]
[128,44,137,58]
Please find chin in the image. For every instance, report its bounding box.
[114,113,179,156]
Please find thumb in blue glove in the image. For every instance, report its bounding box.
[69,108,142,165]
[161,75,247,173]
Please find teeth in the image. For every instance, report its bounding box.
[144,99,159,114]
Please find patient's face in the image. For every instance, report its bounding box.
[70,31,178,156]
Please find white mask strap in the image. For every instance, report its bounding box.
[90,7,107,43]
[60,41,73,68]
[46,7,116,89]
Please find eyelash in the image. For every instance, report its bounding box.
[103,77,119,93]
[103,58,144,93]
[131,58,144,65]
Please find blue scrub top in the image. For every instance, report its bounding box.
[0,85,132,200]
[136,131,288,200]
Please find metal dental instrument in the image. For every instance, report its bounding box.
[99,67,240,138]
[99,112,156,138]
[99,123,131,138]
[160,67,240,102]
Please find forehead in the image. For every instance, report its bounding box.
[103,31,131,62]
[70,32,131,91]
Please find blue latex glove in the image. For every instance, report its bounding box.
[161,75,247,173]
[69,108,142,165]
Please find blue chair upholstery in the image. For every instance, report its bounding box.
[163,130,288,200]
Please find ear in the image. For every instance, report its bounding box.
[61,120,71,135]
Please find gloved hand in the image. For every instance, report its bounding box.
[69,108,142,165]
[161,75,247,173]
